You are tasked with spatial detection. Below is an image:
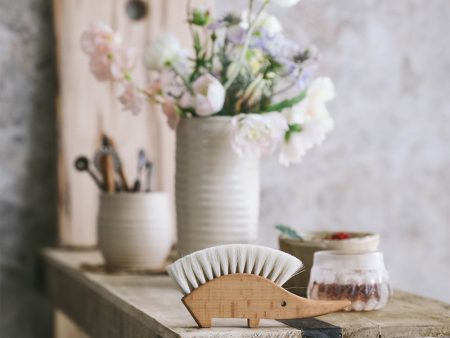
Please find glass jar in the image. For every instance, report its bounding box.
[307,251,392,311]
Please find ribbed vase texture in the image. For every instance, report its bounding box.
[176,117,260,255]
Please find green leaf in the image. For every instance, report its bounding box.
[191,9,210,26]
[289,123,302,132]
[275,224,303,240]
[193,31,201,52]
[263,90,307,113]
[284,123,302,142]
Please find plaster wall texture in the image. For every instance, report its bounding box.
[0,0,56,337]
[217,0,450,302]
[0,1,449,337]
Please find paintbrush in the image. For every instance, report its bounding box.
[105,135,130,191]
[145,160,153,192]
[133,149,147,192]
[100,135,115,193]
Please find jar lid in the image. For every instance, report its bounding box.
[312,250,386,270]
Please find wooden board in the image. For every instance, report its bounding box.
[54,311,88,338]
[52,1,212,336]
[53,0,211,247]
[42,249,450,338]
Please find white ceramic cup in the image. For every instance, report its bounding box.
[97,192,173,269]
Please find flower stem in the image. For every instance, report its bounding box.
[248,0,254,24]
[172,67,194,94]
[209,32,216,72]
[273,82,296,96]
[224,0,268,90]
[138,88,164,104]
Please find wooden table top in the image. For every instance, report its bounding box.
[41,248,450,338]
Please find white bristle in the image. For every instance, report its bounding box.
[271,254,288,283]
[188,255,205,284]
[167,261,191,294]
[277,258,303,286]
[245,246,257,274]
[167,244,303,295]
[228,245,238,274]
[262,252,277,280]
[207,249,221,278]
[237,246,246,273]
[181,258,199,289]
[197,250,214,281]
[218,249,229,275]
[253,246,268,275]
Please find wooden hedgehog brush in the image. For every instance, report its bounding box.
[167,244,350,328]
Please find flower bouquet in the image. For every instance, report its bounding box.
[81,0,336,254]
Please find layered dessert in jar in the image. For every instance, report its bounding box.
[307,251,392,311]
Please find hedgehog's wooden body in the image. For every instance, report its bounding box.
[182,273,350,328]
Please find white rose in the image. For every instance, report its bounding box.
[192,74,225,116]
[279,134,307,166]
[256,12,283,36]
[279,115,331,165]
[241,11,282,37]
[307,77,336,102]
[265,0,301,7]
[144,34,187,71]
[279,77,335,166]
[231,113,288,157]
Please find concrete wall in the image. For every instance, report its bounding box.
[0,1,449,337]
[0,0,56,337]
[217,0,450,302]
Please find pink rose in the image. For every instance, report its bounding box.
[80,22,119,55]
[191,74,225,116]
[81,22,136,82]
[146,70,177,100]
[162,99,180,130]
[118,84,144,114]
[109,46,136,80]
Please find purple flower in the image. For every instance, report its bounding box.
[227,26,247,45]
[207,20,227,31]
[287,62,317,90]
[252,30,299,60]
[207,13,241,31]
[250,30,319,89]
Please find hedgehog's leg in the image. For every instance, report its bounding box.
[247,318,260,328]
[196,317,212,328]
[187,310,211,328]
[182,298,212,328]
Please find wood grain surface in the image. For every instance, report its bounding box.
[52,0,211,336]
[53,0,211,247]
[182,274,350,328]
[42,249,450,338]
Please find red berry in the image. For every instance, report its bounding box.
[330,232,351,240]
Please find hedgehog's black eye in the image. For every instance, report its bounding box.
[281,301,287,307]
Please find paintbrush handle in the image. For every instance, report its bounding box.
[133,179,141,192]
[102,154,116,193]
[106,135,129,191]
[118,168,129,191]
[145,163,153,192]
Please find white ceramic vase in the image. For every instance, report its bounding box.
[175,117,260,255]
[98,193,173,269]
